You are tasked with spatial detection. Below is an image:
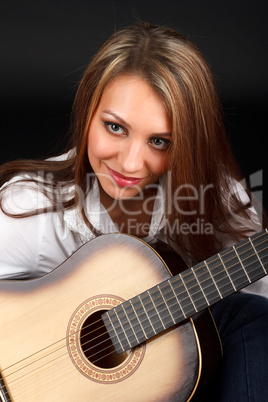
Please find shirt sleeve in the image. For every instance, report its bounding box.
[0,177,85,279]
[0,181,46,279]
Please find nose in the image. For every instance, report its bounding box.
[118,139,144,174]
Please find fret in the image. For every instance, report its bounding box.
[157,285,176,325]
[250,231,268,275]
[159,281,185,322]
[235,238,263,283]
[146,286,172,329]
[122,295,155,344]
[137,295,157,337]
[180,274,197,312]
[191,267,210,306]
[136,292,160,337]
[129,300,147,340]
[171,275,196,316]
[218,253,236,291]
[233,245,251,283]
[182,269,208,311]
[249,239,267,274]
[205,253,235,298]
[204,260,223,299]
[249,238,267,275]
[219,246,250,290]
[167,279,187,319]
[104,311,126,354]
[147,290,166,332]
[137,290,165,335]
[192,261,220,305]
[115,306,135,346]
[115,304,138,348]
[103,230,268,355]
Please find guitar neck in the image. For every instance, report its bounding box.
[103,229,268,354]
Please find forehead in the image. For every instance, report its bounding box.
[96,74,171,132]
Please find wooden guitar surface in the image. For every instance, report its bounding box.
[0,234,220,401]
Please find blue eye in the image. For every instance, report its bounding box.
[105,122,125,134]
[150,137,171,150]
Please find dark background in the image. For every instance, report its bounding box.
[1,0,267,211]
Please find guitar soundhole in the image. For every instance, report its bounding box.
[80,309,129,369]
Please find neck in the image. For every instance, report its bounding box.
[99,184,158,237]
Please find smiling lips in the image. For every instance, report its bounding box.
[107,167,143,188]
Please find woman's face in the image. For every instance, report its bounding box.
[87,74,171,201]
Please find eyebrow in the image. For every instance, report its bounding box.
[102,110,131,129]
[101,109,172,137]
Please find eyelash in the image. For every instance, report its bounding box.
[104,122,126,135]
[104,121,171,150]
[149,138,170,150]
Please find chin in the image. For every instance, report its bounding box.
[110,189,141,200]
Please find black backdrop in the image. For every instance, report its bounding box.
[1,0,267,211]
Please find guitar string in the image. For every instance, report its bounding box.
[0,347,110,400]
[1,232,267,393]
[79,230,267,347]
[0,315,137,399]
[97,232,268,345]
[0,337,118,393]
[0,327,124,398]
[0,317,112,379]
[1,232,267,380]
[1,240,266,398]
[1,232,267,382]
[0,340,132,401]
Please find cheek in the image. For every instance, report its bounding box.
[87,130,113,161]
[148,155,169,177]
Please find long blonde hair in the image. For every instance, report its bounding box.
[71,22,253,261]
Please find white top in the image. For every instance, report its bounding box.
[0,155,267,298]
[0,172,165,279]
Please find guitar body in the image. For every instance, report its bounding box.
[0,234,221,401]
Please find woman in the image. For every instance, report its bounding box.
[0,22,267,401]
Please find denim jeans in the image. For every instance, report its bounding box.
[192,293,268,402]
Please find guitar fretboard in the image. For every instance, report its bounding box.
[102,230,268,354]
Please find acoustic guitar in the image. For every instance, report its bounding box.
[0,230,267,401]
